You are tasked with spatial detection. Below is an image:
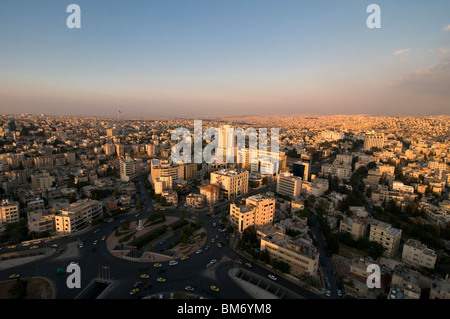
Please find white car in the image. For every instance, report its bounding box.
[268,274,277,281]
[196,249,202,254]
[169,260,178,266]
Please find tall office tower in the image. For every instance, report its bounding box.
[293,160,310,182]
[364,132,385,151]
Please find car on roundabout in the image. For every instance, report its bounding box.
[140,274,149,279]
[210,285,220,292]
[157,277,166,283]
[130,288,139,295]
[153,263,162,268]
[245,262,253,268]
[9,274,20,279]
[181,255,188,261]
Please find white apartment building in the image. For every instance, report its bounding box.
[211,169,249,200]
[120,157,139,182]
[230,195,275,232]
[27,209,54,233]
[0,199,20,224]
[401,239,437,270]
[250,150,286,176]
[339,217,369,240]
[369,220,402,258]
[392,181,415,194]
[364,132,384,151]
[154,176,172,195]
[150,159,182,185]
[31,171,55,191]
[276,172,302,198]
[54,199,102,234]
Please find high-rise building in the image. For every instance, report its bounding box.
[120,157,139,182]
[276,172,302,198]
[293,160,310,182]
[364,132,384,151]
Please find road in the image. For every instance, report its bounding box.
[0,178,326,300]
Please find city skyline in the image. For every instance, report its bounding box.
[1,0,450,117]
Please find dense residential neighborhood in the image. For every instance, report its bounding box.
[0,114,449,299]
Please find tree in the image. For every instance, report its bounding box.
[8,278,28,299]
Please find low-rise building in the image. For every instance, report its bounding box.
[0,199,20,224]
[401,239,437,270]
[230,194,275,232]
[368,220,402,258]
[260,232,319,277]
[54,199,102,234]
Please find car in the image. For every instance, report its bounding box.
[157,277,166,283]
[268,274,277,281]
[159,240,166,245]
[204,245,210,251]
[181,255,188,261]
[170,292,174,299]
[245,262,253,268]
[210,259,217,264]
[93,240,98,245]
[78,243,84,248]
[143,282,153,289]
[337,289,343,297]
[8,245,16,249]
[30,245,39,250]
[9,274,20,279]
[196,249,202,254]
[134,281,143,288]
[210,285,220,292]
[326,289,331,297]
[70,261,78,265]
[93,229,100,234]
[211,238,215,243]
[102,236,106,241]
[169,260,178,266]
[56,268,66,274]
[153,263,162,268]
[217,243,222,248]
[130,288,139,295]
[206,263,212,268]
[185,285,195,292]
[140,274,149,279]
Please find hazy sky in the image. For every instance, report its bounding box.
[0,0,449,117]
